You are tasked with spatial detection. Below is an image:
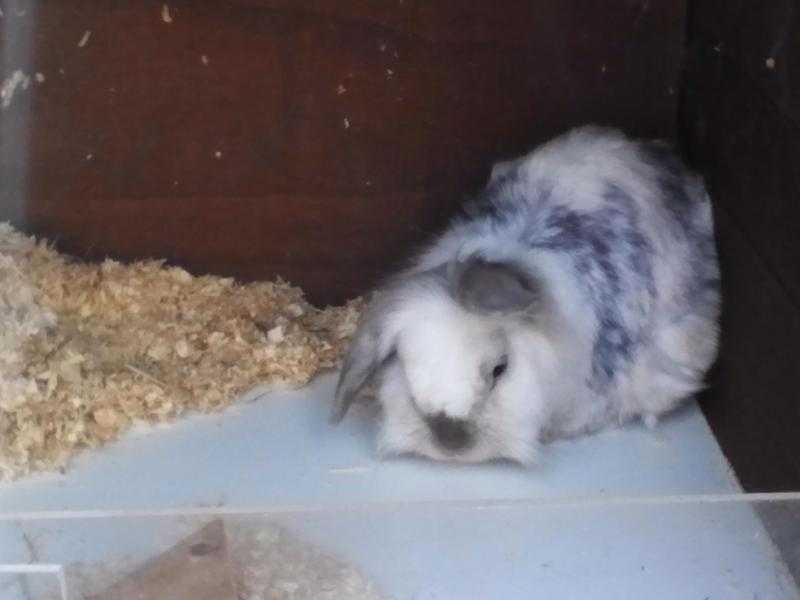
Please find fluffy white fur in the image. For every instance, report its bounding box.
[332,126,721,465]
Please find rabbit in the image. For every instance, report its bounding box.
[331,125,721,465]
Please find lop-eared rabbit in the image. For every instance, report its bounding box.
[332,126,720,465]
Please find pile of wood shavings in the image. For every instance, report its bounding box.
[0,223,364,481]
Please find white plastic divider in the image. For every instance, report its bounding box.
[0,564,69,600]
[2,490,800,522]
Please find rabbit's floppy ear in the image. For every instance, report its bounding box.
[331,295,397,424]
[450,256,541,315]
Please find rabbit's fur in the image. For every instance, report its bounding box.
[332,126,721,465]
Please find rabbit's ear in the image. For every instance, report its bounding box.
[331,299,397,424]
[450,257,541,315]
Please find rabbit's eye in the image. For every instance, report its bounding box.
[491,360,508,380]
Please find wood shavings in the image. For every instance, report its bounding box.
[161,4,173,24]
[0,223,364,481]
[77,30,92,48]
[1,70,31,109]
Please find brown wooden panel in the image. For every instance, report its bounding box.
[1,0,685,305]
[685,3,800,491]
[690,0,800,124]
[28,192,441,298]
[684,26,800,306]
[699,208,800,492]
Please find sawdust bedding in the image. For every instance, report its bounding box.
[0,223,363,481]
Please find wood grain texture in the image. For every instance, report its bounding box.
[0,0,685,304]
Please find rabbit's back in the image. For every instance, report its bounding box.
[415,126,721,431]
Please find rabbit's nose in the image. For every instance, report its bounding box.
[427,412,473,452]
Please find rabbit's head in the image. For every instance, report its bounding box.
[332,257,555,464]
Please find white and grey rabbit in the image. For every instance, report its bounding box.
[331,125,721,465]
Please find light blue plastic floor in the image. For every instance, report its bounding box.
[1,373,798,599]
